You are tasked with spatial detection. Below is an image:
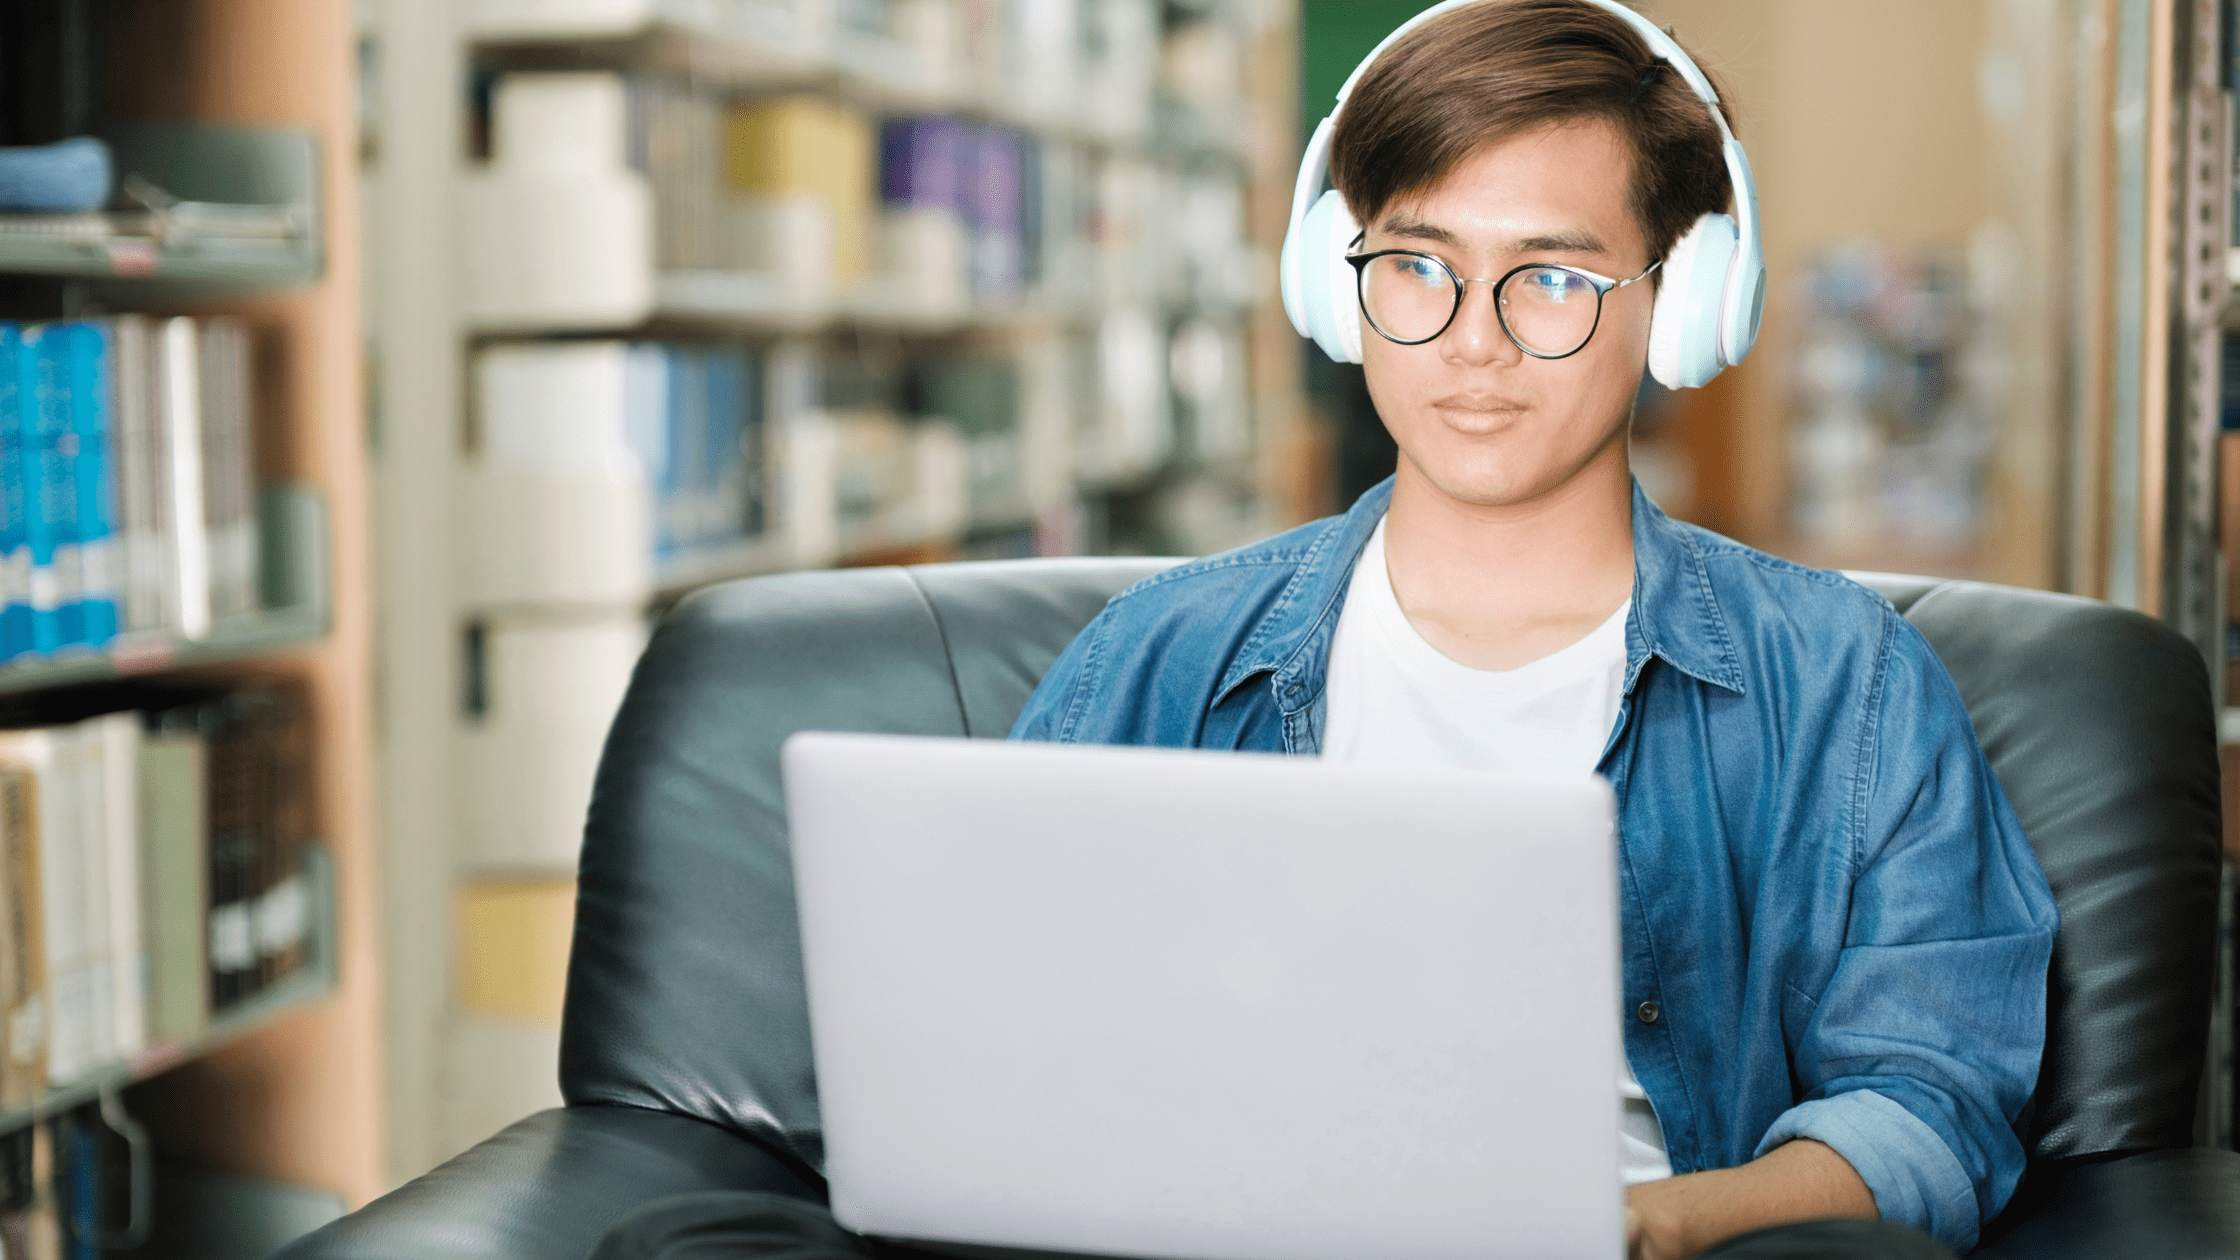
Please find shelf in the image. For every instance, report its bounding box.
[0,123,322,297]
[0,843,337,1135]
[650,271,1098,335]
[0,483,329,697]
[467,13,1203,157]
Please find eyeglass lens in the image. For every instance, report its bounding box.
[1358,254,1604,357]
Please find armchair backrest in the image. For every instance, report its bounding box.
[557,561,2221,1183]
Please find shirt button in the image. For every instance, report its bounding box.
[1636,1000,1661,1025]
[1285,683,1301,697]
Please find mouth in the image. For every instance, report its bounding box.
[1429,396,1530,432]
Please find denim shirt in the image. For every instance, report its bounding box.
[1009,477,2057,1253]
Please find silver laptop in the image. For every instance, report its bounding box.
[783,732,1624,1260]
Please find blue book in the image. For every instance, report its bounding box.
[68,322,117,648]
[704,346,749,546]
[658,346,689,564]
[0,325,24,660]
[20,323,76,655]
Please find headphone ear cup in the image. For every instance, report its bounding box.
[1647,213,1738,389]
[1296,190,1364,364]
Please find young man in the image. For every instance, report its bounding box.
[591,3,2053,1259]
[1007,3,2056,1260]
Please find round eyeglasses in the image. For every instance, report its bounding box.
[1345,250,1662,359]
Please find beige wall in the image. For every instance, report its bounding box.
[1637,0,1998,559]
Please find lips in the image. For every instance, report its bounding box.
[1429,395,1530,433]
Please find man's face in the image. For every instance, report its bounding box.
[1358,120,1653,509]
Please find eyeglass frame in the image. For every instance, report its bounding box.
[1342,248,1664,359]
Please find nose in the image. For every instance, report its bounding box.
[1441,277,1522,369]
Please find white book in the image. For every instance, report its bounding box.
[462,342,654,604]
[106,317,161,635]
[2,729,98,1083]
[199,319,258,623]
[159,318,211,641]
[493,72,630,175]
[65,724,115,1072]
[93,714,144,1059]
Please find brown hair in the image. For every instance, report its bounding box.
[1328,0,1734,268]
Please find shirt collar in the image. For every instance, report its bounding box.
[1215,475,1744,707]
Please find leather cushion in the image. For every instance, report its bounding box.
[559,560,1173,1177]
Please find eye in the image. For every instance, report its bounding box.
[1397,255,1446,286]
[1526,268,1589,298]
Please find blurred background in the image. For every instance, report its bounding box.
[0,0,2228,1254]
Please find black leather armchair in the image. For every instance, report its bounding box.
[281,561,2240,1259]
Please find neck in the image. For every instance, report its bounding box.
[1379,439,1636,671]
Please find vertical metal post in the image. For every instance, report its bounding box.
[2174,0,2236,1151]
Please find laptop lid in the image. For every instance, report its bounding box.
[784,732,1624,1260]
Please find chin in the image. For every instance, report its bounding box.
[1416,459,1554,508]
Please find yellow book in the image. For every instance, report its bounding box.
[456,876,576,1026]
[725,96,874,282]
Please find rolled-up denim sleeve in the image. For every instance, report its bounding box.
[1758,617,2058,1254]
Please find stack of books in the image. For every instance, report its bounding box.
[468,340,770,602]
[0,316,261,664]
[0,685,311,1113]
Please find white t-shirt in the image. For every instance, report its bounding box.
[1322,517,1674,1186]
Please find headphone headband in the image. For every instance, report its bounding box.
[1323,0,1754,263]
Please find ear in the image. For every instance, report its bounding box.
[1646,213,1738,389]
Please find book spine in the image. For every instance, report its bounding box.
[20,326,69,656]
[201,319,253,622]
[0,326,24,662]
[0,763,45,1109]
[17,730,85,1084]
[140,726,208,1046]
[224,321,261,617]
[69,325,117,650]
[159,318,209,641]
[107,317,156,636]
[205,696,254,1013]
[63,727,112,1073]
[95,715,141,1060]
[743,346,768,538]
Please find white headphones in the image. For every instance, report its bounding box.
[1277,0,1763,389]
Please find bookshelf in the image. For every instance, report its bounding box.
[75,0,381,1228]
[0,843,335,1140]
[368,0,1309,1178]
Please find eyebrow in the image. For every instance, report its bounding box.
[1375,213,1608,258]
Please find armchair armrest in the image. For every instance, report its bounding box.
[1972,1148,2240,1259]
[274,1105,823,1260]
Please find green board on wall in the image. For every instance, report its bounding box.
[1300,0,1427,136]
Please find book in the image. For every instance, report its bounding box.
[200,318,259,625]
[0,763,44,1109]
[2,731,86,1084]
[64,325,116,651]
[157,317,211,643]
[139,726,207,1046]
[725,95,875,299]
[194,686,309,1011]
[0,1123,57,1260]
[18,327,72,657]
[104,317,162,638]
[0,328,23,663]
[88,715,141,1062]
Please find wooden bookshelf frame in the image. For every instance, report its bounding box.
[93,0,382,1210]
